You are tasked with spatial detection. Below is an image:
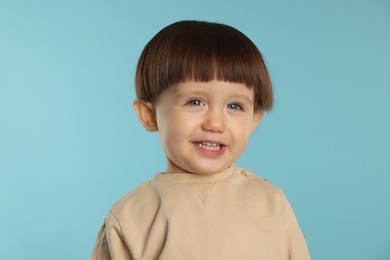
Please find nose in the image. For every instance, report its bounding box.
[201,108,225,133]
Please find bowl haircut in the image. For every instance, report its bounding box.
[135,20,273,111]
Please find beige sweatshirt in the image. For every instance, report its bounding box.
[91,165,310,260]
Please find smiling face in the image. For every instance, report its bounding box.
[133,80,263,174]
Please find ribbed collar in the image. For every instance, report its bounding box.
[154,165,236,183]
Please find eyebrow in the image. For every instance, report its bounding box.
[229,94,253,104]
[175,90,206,98]
[175,91,253,104]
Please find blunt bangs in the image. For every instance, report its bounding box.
[136,20,273,111]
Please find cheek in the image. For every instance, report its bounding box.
[230,118,254,145]
[157,112,191,142]
[232,116,253,133]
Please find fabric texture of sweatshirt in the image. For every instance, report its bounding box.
[91,165,311,260]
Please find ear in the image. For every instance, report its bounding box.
[251,110,264,132]
[133,99,158,132]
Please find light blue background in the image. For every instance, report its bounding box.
[1,0,389,259]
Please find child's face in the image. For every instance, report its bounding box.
[137,80,263,174]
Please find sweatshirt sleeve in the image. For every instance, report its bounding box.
[280,190,311,260]
[91,212,133,260]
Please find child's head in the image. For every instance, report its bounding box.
[133,20,273,174]
[135,20,273,111]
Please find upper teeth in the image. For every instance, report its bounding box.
[203,142,218,146]
[198,142,221,150]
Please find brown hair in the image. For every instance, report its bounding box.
[135,20,273,111]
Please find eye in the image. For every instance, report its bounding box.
[227,103,243,110]
[186,99,205,106]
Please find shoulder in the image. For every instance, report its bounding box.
[109,181,161,221]
[233,166,282,194]
[229,166,288,209]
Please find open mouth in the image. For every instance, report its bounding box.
[197,141,223,151]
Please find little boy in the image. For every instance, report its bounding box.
[92,20,310,260]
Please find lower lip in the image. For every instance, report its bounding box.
[193,143,226,157]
